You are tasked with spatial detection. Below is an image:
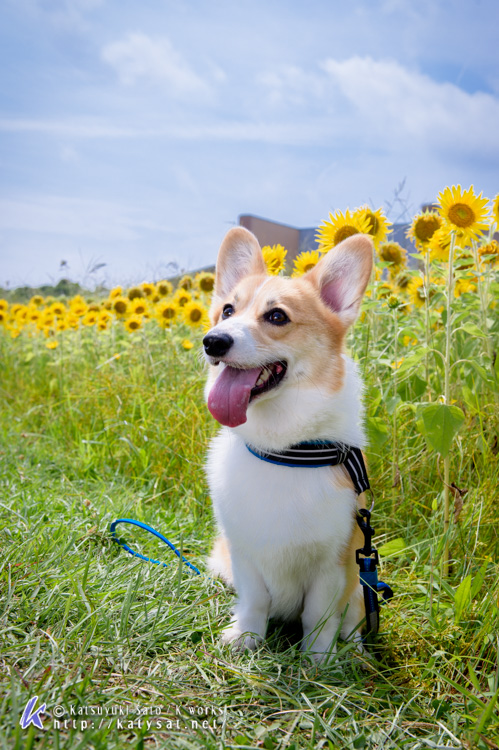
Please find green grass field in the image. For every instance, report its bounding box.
[1,259,499,750]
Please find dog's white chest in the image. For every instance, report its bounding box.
[207,429,356,556]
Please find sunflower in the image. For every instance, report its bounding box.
[355,206,392,247]
[70,296,88,317]
[97,311,112,330]
[479,239,499,263]
[195,272,215,294]
[407,211,443,249]
[0,299,8,312]
[394,270,411,290]
[130,298,149,316]
[292,250,321,277]
[0,310,7,325]
[181,339,194,350]
[377,242,406,273]
[56,318,69,332]
[491,194,499,226]
[428,226,452,263]
[407,276,425,308]
[28,306,41,323]
[82,311,98,327]
[156,299,179,327]
[109,286,122,299]
[316,209,371,252]
[183,300,207,327]
[179,275,193,291]
[173,289,192,307]
[376,282,395,300]
[262,244,287,275]
[438,185,490,242]
[124,314,143,333]
[157,280,173,297]
[454,278,476,298]
[50,301,66,317]
[46,339,59,350]
[127,286,144,301]
[141,282,156,298]
[112,296,129,316]
[29,295,44,307]
[67,313,80,329]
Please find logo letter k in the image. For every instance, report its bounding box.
[20,696,46,730]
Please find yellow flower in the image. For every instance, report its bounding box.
[67,313,80,329]
[179,275,193,291]
[156,299,179,327]
[141,282,156,297]
[479,239,499,263]
[173,289,192,307]
[97,310,112,330]
[0,299,8,313]
[491,194,499,226]
[195,272,215,294]
[112,296,129,316]
[438,185,490,242]
[157,280,173,297]
[109,286,123,299]
[355,206,392,247]
[261,244,287,275]
[428,226,452,263]
[127,286,144,300]
[394,270,411,290]
[407,211,443,249]
[377,242,407,273]
[377,282,394,299]
[29,295,44,307]
[454,278,476,298]
[124,314,143,332]
[316,208,371,251]
[46,339,59,349]
[130,298,149,316]
[182,300,207,327]
[0,310,7,326]
[292,250,321,277]
[70,296,88,317]
[407,276,425,308]
[181,339,194,350]
[28,306,41,323]
[50,301,66,317]
[82,311,98,326]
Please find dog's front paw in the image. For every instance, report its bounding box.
[221,627,261,652]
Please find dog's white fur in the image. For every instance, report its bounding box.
[204,227,373,661]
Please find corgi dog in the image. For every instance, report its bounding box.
[203,227,373,661]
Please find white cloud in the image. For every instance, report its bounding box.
[101,32,213,98]
[320,56,499,154]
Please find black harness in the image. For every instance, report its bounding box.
[246,440,393,638]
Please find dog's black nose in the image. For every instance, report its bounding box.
[203,332,234,357]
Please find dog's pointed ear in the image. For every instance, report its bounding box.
[214,227,267,299]
[306,234,373,327]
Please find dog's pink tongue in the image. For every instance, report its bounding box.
[207,365,261,427]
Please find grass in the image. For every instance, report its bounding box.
[1,303,498,750]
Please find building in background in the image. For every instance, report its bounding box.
[238,213,418,271]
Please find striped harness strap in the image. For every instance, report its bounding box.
[245,439,393,638]
[245,441,370,495]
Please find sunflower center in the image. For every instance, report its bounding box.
[334,226,359,245]
[189,309,202,322]
[415,216,440,242]
[162,307,175,319]
[448,203,475,228]
[365,211,379,236]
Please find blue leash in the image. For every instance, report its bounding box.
[109,518,202,575]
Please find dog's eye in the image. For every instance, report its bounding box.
[222,304,235,319]
[265,308,289,326]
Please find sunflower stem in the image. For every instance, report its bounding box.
[392,305,399,513]
[424,246,431,400]
[443,231,456,578]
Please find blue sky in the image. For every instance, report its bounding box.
[1,0,498,288]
